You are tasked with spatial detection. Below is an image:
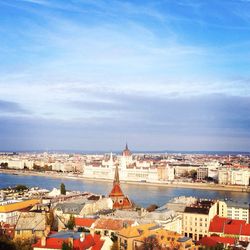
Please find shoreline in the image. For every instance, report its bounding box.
[0,169,249,193]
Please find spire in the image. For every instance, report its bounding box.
[110,152,113,163]
[113,165,120,185]
[125,142,128,150]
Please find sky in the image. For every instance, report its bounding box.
[0,0,250,152]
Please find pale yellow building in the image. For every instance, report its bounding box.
[182,200,218,241]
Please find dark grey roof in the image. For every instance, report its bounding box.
[177,236,191,242]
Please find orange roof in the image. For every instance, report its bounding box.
[109,184,124,197]
[118,223,156,238]
[93,218,134,231]
[75,218,96,228]
[0,199,40,213]
[113,197,133,209]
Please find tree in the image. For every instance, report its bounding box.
[60,183,66,195]
[0,235,16,250]
[146,204,159,212]
[138,236,161,250]
[66,215,75,230]
[189,170,197,180]
[14,185,28,192]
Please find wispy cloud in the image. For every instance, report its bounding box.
[0,0,250,150]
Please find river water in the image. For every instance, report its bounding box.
[0,173,249,207]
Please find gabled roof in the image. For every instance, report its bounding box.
[209,215,250,236]
[15,212,46,231]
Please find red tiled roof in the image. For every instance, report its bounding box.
[75,218,96,228]
[109,184,124,197]
[198,236,235,247]
[93,218,134,231]
[113,197,132,209]
[32,233,104,250]
[33,238,65,249]
[209,216,250,236]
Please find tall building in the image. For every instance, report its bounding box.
[109,165,133,210]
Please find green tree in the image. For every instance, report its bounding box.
[189,170,197,179]
[60,183,66,195]
[14,185,28,192]
[66,215,75,230]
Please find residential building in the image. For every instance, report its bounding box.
[15,212,47,239]
[182,200,218,241]
[117,223,196,250]
[0,199,39,224]
[197,167,208,181]
[32,231,107,250]
[218,167,250,186]
[90,218,135,237]
[209,215,250,242]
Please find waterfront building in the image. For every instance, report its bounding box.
[197,167,208,181]
[83,144,159,183]
[0,199,39,224]
[218,167,250,186]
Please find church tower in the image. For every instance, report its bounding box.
[109,165,133,210]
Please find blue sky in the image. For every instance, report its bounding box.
[0,0,250,151]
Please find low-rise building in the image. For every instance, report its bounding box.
[182,200,218,241]
[197,167,208,181]
[91,218,135,237]
[218,167,250,186]
[0,199,39,224]
[209,215,250,242]
[117,223,196,250]
[32,231,106,250]
[15,212,47,239]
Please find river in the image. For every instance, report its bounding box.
[0,173,249,207]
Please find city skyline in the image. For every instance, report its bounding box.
[0,0,250,151]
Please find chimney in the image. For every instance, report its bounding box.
[41,236,46,247]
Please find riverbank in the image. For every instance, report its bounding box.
[0,168,249,193]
